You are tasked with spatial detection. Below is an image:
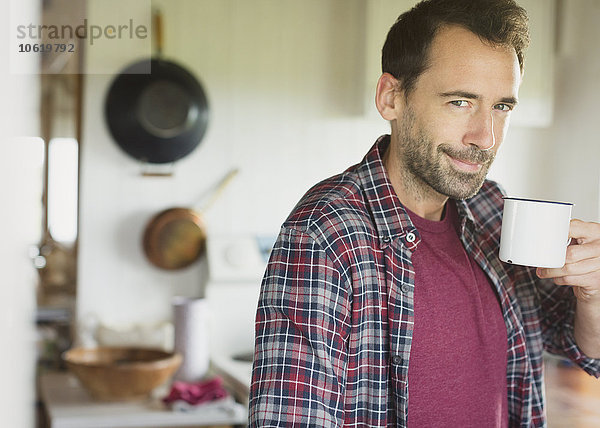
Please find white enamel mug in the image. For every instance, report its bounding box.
[499,197,573,268]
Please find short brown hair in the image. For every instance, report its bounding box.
[382,0,530,94]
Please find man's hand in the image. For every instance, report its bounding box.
[536,219,600,300]
[536,219,600,358]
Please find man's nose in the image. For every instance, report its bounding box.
[464,110,495,151]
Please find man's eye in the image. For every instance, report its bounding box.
[450,100,469,107]
[494,103,513,112]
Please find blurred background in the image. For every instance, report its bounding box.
[2,0,599,427]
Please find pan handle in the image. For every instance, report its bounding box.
[152,9,164,56]
[198,168,239,212]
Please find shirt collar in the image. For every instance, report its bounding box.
[357,135,416,245]
[453,197,480,235]
[357,135,480,246]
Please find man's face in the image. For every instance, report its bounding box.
[391,25,521,200]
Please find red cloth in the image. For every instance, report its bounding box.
[406,202,508,427]
[163,377,229,405]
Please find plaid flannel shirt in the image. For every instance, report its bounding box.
[249,135,600,427]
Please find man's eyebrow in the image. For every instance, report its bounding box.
[438,91,518,105]
[438,90,480,100]
[499,96,519,106]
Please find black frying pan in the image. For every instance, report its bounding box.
[104,11,209,164]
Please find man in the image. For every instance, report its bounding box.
[249,0,600,426]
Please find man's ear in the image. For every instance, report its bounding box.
[375,73,402,121]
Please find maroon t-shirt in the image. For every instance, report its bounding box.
[406,202,508,427]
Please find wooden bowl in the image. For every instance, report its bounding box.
[63,347,182,401]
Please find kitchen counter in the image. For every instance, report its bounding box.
[66,346,594,427]
[39,371,247,428]
[209,353,253,406]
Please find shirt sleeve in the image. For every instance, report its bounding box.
[248,226,351,427]
[537,276,600,377]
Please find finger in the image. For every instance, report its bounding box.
[550,272,600,288]
[565,239,600,264]
[542,270,600,290]
[568,219,600,244]
[549,276,571,286]
[537,256,600,280]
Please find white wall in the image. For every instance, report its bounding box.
[77,0,388,335]
[77,0,600,340]
[490,0,600,222]
[546,0,600,221]
[1,1,42,426]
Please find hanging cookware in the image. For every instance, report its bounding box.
[142,169,238,270]
[104,10,209,164]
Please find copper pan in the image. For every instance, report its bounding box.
[142,169,238,270]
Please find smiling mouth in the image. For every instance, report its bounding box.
[445,153,483,172]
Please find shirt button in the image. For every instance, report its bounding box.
[406,232,416,243]
[401,284,411,294]
[391,355,403,365]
